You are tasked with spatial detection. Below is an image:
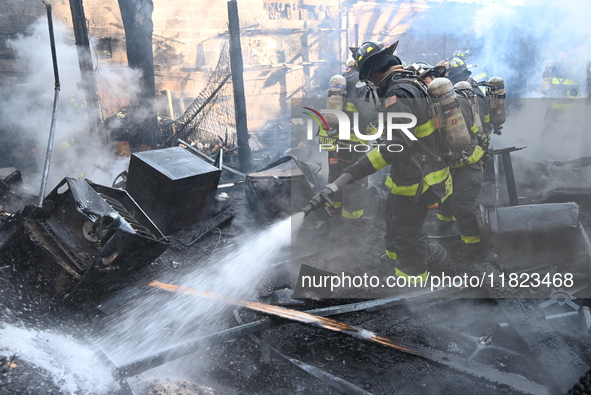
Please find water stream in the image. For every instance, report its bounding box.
[97,213,304,377]
[0,213,305,393]
[0,325,118,394]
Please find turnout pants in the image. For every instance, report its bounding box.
[437,164,483,244]
[384,191,439,277]
[328,149,367,219]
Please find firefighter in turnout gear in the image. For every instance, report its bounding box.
[318,58,377,221]
[333,41,451,282]
[435,57,490,255]
[539,57,586,158]
[453,39,489,88]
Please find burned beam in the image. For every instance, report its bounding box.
[149,281,550,394]
[68,0,102,136]
[116,285,454,379]
[227,0,251,172]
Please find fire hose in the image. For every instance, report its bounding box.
[301,172,352,217]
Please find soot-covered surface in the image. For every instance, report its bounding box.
[1,177,590,395]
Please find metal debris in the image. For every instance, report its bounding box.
[149,280,551,394]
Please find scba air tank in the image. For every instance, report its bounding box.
[454,80,483,135]
[427,77,471,153]
[487,76,506,127]
[325,74,347,129]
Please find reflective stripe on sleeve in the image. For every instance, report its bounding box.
[367,148,388,171]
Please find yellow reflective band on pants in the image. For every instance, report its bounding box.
[368,148,388,171]
[414,119,436,138]
[470,123,479,133]
[461,235,481,244]
[385,167,451,197]
[333,201,342,208]
[342,208,363,219]
[453,145,485,168]
[394,268,429,284]
[436,213,455,222]
[484,114,490,123]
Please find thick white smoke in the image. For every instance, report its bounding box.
[1,17,140,195]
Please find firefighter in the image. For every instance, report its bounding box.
[453,38,489,87]
[434,57,490,256]
[318,58,377,222]
[539,57,585,158]
[327,41,451,282]
[406,62,446,85]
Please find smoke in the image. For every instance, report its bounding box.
[378,1,591,188]
[0,17,141,195]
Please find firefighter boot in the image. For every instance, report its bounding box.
[427,242,448,273]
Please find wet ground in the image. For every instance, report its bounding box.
[1,168,591,395]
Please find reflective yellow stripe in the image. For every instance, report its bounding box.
[550,101,581,110]
[345,102,357,112]
[414,119,436,138]
[385,167,450,196]
[452,145,485,167]
[342,208,363,219]
[368,148,388,171]
[343,104,370,143]
[386,250,398,260]
[472,72,487,81]
[333,201,342,208]
[551,78,578,85]
[470,123,479,133]
[394,268,429,284]
[436,213,455,222]
[461,235,481,244]
[483,114,490,123]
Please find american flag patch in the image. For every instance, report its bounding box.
[385,95,397,107]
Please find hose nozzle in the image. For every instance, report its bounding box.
[300,172,353,217]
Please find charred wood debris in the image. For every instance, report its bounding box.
[0,131,591,395]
